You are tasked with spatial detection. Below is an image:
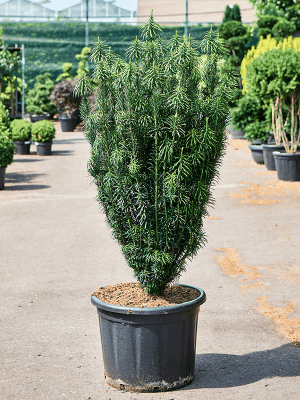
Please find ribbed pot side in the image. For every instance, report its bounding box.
[273,151,300,181]
[36,142,52,156]
[91,284,206,393]
[262,144,285,170]
[14,141,31,155]
[0,167,5,190]
[249,144,264,164]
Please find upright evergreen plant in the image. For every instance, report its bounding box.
[77,14,234,295]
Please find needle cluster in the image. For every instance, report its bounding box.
[76,14,235,294]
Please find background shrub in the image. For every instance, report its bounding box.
[31,120,55,142]
[11,119,31,141]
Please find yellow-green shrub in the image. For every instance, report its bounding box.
[240,35,300,90]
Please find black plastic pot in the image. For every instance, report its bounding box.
[14,141,31,155]
[262,144,285,170]
[273,151,300,181]
[0,167,5,190]
[29,113,50,123]
[59,116,77,132]
[249,144,264,164]
[91,283,206,393]
[36,141,52,156]
[227,124,245,140]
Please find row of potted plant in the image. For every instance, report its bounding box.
[0,103,56,189]
[231,35,300,181]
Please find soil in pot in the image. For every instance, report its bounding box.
[273,151,300,181]
[14,141,31,155]
[262,144,285,170]
[36,141,52,156]
[0,167,5,190]
[249,144,264,164]
[91,283,206,393]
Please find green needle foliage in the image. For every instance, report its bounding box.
[77,13,235,295]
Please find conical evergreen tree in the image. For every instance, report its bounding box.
[76,13,235,295]
[232,4,242,21]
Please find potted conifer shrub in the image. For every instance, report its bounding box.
[76,14,234,392]
[26,73,56,122]
[11,119,32,155]
[31,120,56,156]
[0,133,14,189]
[244,48,300,171]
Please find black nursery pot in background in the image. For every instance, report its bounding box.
[14,141,31,155]
[273,151,300,181]
[29,113,50,123]
[91,284,206,393]
[262,144,285,170]
[249,144,264,164]
[59,116,78,132]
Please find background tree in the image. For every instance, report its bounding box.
[249,0,300,29]
[217,20,250,89]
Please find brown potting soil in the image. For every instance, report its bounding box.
[92,282,200,308]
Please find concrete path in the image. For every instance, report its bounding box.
[1,124,299,400]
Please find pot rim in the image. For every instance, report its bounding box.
[273,151,300,157]
[249,144,263,149]
[91,283,206,315]
[262,144,285,149]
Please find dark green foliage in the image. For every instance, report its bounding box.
[231,96,270,143]
[0,101,11,138]
[223,5,233,22]
[257,15,279,38]
[11,119,31,141]
[2,22,215,88]
[231,4,242,21]
[217,21,250,89]
[272,19,296,40]
[77,17,234,294]
[0,133,14,168]
[249,0,300,29]
[50,79,81,116]
[223,4,242,22]
[26,73,56,116]
[31,120,55,142]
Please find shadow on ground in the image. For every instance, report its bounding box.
[51,150,74,156]
[185,344,300,389]
[4,172,50,190]
[13,158,43,163]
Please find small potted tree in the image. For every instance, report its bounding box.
[31,120,56,156]
[0,133,14,189]
[11,119,32,155]
[76,14,234,392]
[26,73,56,122]
[50,79,81,132]
[245,48,300,170]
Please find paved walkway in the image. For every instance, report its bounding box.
[1,124,300,399]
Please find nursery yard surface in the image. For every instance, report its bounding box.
[0,126,300,400]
